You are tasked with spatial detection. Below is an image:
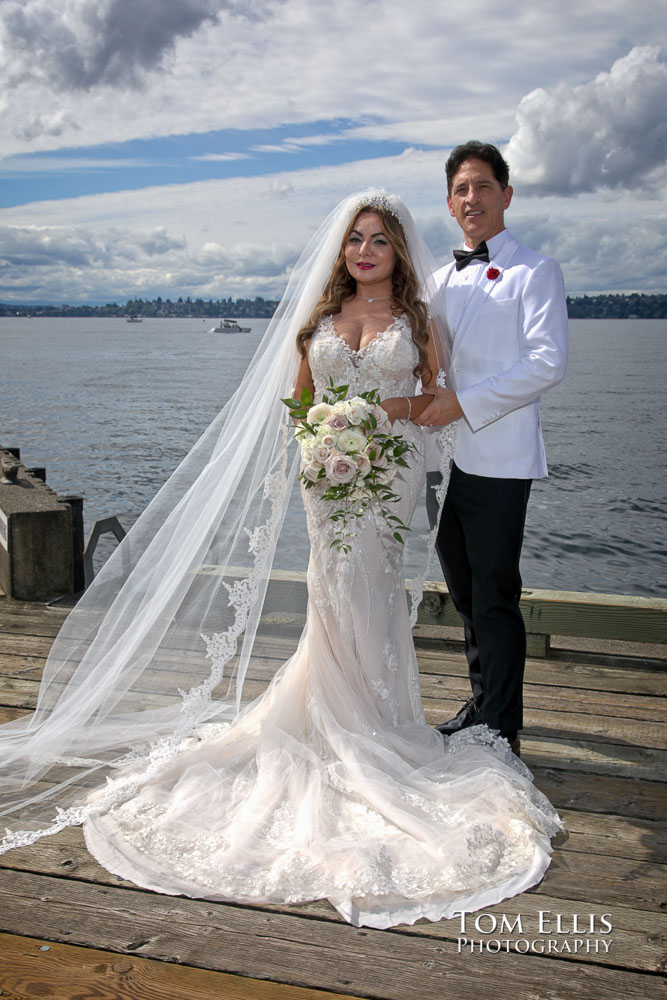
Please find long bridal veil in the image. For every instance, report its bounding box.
[0,190,454,853]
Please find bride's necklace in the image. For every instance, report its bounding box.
[356,293,392,304]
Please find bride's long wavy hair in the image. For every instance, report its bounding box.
[296,204,431,381]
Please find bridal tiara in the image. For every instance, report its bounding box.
[349,190,401,220]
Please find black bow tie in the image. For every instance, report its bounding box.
[453,241,490,271]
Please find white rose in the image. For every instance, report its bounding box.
[372,405,391,430]
[337,428,368,453]
[302,462,322,483]
[319,432,336,448]
[346,403,367,425]
[332,401,348,415]
[307,402,333,424]
[314,442,332,462]
[356,453,371,476]
[300,445,316,463]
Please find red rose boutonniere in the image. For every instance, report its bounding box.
[487,266,500,281]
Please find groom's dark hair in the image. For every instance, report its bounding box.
[446,141,510,193]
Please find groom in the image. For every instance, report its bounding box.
[418,141,568,755]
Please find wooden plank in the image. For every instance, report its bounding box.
[528,768,667,822]
[0,932,366,1000]
[194,572,667,646]
[518,736,667,782]
[3,580,667,647]
[0,875,662,980]
[4,637,663,704]
[418,584,667,644]
[420,672,667,722]
[3,618,663,699]
[532,848,666,912]
[0,615,67,637]
[0,627,664,728]
[0,654,46,679]
[0,634,68,657]
[557,809,667,863]
[0,869,660,1000]
[0,706,28,723]
[416,642,667,695]
[3,664,665,738]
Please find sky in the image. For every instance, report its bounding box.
[0,0,666,304]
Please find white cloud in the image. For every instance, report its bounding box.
[1,149,664,301]
[0,222,187,299]
[0,156,156,173]
[2,0,665,156]
[509,212,667,293]
[1,2,666,300]
[0,0,227,90]
[189,152,253,162]
[0,150,450,300]
[506,45,667,195]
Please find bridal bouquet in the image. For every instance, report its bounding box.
[282,379,416,553]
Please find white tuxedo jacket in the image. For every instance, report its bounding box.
[432,229,568,479]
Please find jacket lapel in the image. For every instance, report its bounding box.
[450,233,520,365]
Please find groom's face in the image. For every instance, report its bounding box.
[447,158,513,248]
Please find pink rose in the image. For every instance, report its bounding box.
[324,452,357,484]
[326,413,349,431]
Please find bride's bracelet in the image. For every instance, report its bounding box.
[403,396,412,422]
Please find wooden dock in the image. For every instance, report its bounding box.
[0,590,665,1000]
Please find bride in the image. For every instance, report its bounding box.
[0,191,562,929]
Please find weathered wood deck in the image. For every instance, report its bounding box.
[0,592,665,1000]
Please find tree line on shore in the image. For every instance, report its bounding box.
[0,295,279,319]
[1,292,666,320]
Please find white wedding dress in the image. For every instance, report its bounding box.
[84,314,562,928]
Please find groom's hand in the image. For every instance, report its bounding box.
[415,389,463,427]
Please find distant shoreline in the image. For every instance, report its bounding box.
[1,293,666,320]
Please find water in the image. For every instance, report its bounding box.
[1,317,665,597]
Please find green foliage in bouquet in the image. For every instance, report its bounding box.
[282,379,417,553]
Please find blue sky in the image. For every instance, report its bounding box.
[0,0,665,303]
[0,122,413,208]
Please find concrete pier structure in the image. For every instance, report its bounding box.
[0,447,82,601]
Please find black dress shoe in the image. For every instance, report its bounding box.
[436,696,483,736]
[501,732,521,757]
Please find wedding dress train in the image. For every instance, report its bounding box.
[84,313,562,929]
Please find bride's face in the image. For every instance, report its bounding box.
[344,211,396,288]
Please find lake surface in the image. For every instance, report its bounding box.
[1,317,665,597]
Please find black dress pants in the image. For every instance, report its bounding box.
[434,462,532,737]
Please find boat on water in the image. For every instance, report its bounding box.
[210,318,251,333]
[125,316,143,323]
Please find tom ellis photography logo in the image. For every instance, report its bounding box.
[455,910,614,954]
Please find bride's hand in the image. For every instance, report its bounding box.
[380,397,410,423]
[381,394,434,423]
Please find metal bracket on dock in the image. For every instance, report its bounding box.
[83,516,127,588]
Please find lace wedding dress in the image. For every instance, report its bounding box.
[83,313,562,929]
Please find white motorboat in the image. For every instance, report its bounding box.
[210,318,251,333]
